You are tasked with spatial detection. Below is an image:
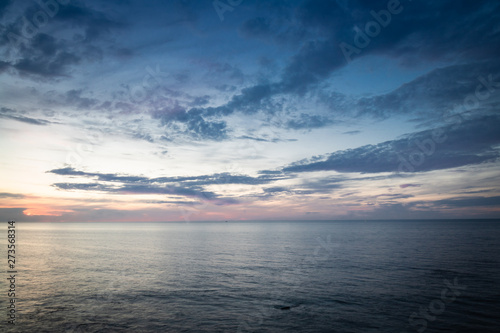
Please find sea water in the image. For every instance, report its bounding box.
[1,220,499,332]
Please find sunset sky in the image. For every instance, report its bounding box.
[1,0,499,222]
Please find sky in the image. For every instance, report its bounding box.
[0,0,499,222]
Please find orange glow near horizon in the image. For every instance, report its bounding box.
[23,208,75,217]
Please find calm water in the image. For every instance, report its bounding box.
[1,220,499,332]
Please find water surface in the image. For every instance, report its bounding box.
[1,220,499,332]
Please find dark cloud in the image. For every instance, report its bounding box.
[0,29,81,79]
[48,167,290,204]
[256,174,412,198]
[189,95,210,107]
[0,208,30,222]
[373,193,414,200]
[183,114,228,141]
[49,167,148,183]
[0,107,52,125]
[258,170,284,175]
[48,167,286,187]
[237,135,296,143]
[133,132,154,143]
[11,33,81,78]
[52,182,237,205]
[263,186,289,193]
[298,176,344,193]
[283,115,500,174]
[458,189,496,195]
[0,192,25,199]
[152,106,228,141]
[54,4,126,42]
[430,196,500,208]
[0,60,10,73]
[65,90,98,109]
[13,51,79,77]
[0,2,127,80]
[54,183,111,191]
[240,17,274,38]
[285,113,333,130]
[0,0,12,19]
[280,38,345,94]
[353,61,500,120]
[144,200,201,206]
[400,184,421,189]
[1,114,51,125]
[165,0,500,138]
[238,135,272,143]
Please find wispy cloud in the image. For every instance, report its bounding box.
[48,167,291,205]
[0,107,53,125]
[282,115,500,174]
[0,192,25,199]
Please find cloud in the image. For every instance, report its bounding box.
[0,192,25,199]
[285,113,333,130]
[48,167,290,205]
[0,107,52,125]
[0,0,12,19]
[373,193,414,200]
[283,115,500,174]
[54,4,126,42]
[52,182,240,206]
[400,184,421,189]
[297,175,346,193]
[159,0,500,139]
[143,200,201,206]
[430,196,500,208]
[0,60,9,73]
[48,167,286,186]
[1,114,51,125]
[237,134,297,143]
[2,31,82,78]
[0,208,29,222]
[240,17,274,39]
[151,56,500,140]
[65,89,99,109]
[0,2,127,80]
[353,61,500,120]
[152,106,228,141]
[49,167,149,183]
[263,186,289,193]
[13,53,79,77]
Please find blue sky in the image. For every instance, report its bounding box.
[1,0,499,221]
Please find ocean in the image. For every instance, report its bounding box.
[1,220,499,332]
